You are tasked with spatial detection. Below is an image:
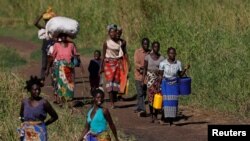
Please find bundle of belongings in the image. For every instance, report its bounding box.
[38,7,79,40]
[46,16,80,39]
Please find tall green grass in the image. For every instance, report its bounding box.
[0,72,135,141]
[0,45,26,69]
[0,0,249,117]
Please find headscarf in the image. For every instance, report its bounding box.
[107,24,118,32]
[117,26,122,31]
[42,6,56,20]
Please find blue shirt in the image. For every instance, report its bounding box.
[87,107,107,134]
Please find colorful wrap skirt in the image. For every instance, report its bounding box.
[18,121,47,141]
[161,78,179,118]
[84,131,111,141]
[54,60,74,99]
[104,58,122,93]
[146,70,161,106]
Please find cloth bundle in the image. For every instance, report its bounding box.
[45,16,79,39]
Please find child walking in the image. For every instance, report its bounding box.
[88,50,102,94]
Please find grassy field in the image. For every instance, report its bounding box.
[0,0,249,118]
[0,45,26,70]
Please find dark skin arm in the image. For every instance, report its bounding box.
[44,99,58,126]
[100,42,107,73]
[103,108,119,141]
[178,64,190,77]
[78,119,90,141]
[141,60,148,86]
[121,40,131,72]
[34,13,45,29]
[45,56,54,77]
[158,70,164,92]
[19,100,25,122]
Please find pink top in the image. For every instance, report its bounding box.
[52,42,77,63]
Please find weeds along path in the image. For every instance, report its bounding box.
[1,36,249,141]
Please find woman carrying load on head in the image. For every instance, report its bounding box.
[142,41,165,123]
[49,33,78,105]
[100,24,126,109]
[158,47,190,126]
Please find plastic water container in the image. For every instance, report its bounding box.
[179,77,191,95]
[153,93,163,110]
[165,79,179,95]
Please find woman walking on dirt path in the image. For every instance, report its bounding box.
[34,6,56,84]
[142,41,165,123]
[116,26,130,100]
[78,88,119,141]
[49,33,78,105]
[159,47,190,125]
[100,24,126,109]
[18,76,58,141]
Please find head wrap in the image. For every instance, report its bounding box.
[107,24,118,31]
[117,26,122,31]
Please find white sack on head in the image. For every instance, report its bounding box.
[38,29,47,40]
[45,16,79,39]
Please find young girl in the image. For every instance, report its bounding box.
[142,41,165,123]
[19,76,58,141]
[159,47,190,125]
[78,88,119,141]
[88,50,102,94]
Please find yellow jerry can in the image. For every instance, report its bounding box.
[153,93,163,110]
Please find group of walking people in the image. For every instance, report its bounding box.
[18,8,119,141]
[18,7,190,141]
[134,38,190,125]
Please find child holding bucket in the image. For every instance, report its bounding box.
[159,47,190,126]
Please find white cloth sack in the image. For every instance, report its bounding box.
[38,29,47,40]
[45,16,79,39]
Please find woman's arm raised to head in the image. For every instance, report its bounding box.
[34,13,45,29]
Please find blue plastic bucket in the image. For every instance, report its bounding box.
[179,77,191,95]
[162,79,179,95]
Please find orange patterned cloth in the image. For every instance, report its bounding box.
[104,58,122,92]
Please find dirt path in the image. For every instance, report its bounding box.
[1,36,249,141]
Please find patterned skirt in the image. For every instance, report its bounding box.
[104,58,122,93]
[54,60,74,99]
[84,131,111,141]
[146,71,161,106]
[18,122,47,141]
[161,78,179,118]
